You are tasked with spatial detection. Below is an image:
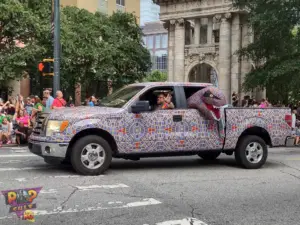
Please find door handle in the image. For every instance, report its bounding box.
[173,115,182,122]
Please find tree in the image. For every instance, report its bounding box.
[143,70,167,82]
[59,8,151,96]
[233,0,300,104]
[0,0,50,88]
[1,1,151,97]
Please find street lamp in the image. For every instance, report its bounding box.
[52,0,61,94]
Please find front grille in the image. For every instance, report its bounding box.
[32,112,49,136]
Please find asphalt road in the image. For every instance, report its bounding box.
[0,146,299,225]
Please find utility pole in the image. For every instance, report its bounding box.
[53,0,60,95]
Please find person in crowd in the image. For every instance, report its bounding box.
[292,108,300,145]
[88,96,97,107]
[24,97,34,116]
[15,121,28,145]
[51,91,66,109]
[241,96,249,107]
[31,96,45,123]
[252,100,259,107]
[42,97,47,107]
[67,96,74,107]
[15,94,24,113]
[155,92,174,110]
[232,91,239,107]
[259,99,267,108]
[0,117,12,146]
[43,89,54,109]
[2,98,16,116]
[16,110,30,128]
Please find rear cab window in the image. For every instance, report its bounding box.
[183,86,205,108]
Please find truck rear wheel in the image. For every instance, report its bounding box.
[70,135,112,175]
[235,135,268,169]
[198,151,221,160]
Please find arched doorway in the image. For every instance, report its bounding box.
[188,63,218,86]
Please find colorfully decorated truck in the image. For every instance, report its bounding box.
[29,82,292,175]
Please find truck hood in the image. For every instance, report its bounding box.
[48,106,124,120]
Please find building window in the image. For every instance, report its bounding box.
[213,30,220,43]
[154,54,167,71]
[142,36,146,46]
[147,35,154,49]
[98,0,108,14]
[155,35,161,49]
[116,0,125,11]
[161,34,168,48]
[116,0,125,6]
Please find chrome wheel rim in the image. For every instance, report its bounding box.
[80,143,105,169]
[245,142,263,164]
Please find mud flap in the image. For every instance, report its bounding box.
[286,136,295,147]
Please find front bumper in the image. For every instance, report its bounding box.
[28,140,69,159]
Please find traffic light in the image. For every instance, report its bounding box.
[38,59,54,76]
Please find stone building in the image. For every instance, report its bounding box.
[153,0,265,103]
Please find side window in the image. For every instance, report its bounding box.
[183,87,204,108]
[139,87,176,111]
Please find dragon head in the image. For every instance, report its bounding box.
[188,86,227,120]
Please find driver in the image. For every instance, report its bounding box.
[155,92,174,110]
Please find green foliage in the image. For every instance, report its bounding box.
[0,1,151,93]
[143,70,168,82]
[233,0,300,104]
[0,0,50,87]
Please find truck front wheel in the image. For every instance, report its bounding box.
[235,135,268,169]
[70,135,112,175]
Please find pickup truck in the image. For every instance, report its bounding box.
[29,82,292,175]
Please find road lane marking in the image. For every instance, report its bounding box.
[155,218,208,225]
[53,175,81,178]
[0,166,54,171]
[0,198,162,219]
[40,189,58,194]
[0,154,38,158]
[15,178,27,182]
[76,184,129,190]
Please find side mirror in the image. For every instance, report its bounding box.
[131,101,150,114]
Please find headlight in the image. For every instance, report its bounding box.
[46,120,69,136]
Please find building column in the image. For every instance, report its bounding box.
[241,20,252,99]
[8,80,21,98]
[194,18,200,45]
[185,21,191,45]
[174,18,186,82]
[218,13,232,102]
[166,20,175,81]
[207,17,213,44]
[230,14,241,102]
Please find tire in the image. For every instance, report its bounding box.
[70,135,112,175]
[235,135,268,169]
[198,151,221,160]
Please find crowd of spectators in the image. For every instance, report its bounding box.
[0,89,69,146]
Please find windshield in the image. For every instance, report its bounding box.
[99,85,145,108]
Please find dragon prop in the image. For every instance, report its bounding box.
[187,86,227,121]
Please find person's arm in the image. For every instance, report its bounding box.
[51,99,58,109]
[168,102,175,109]
[15,100,20,112]
[7,124,11,135]
[292,114,296,129]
